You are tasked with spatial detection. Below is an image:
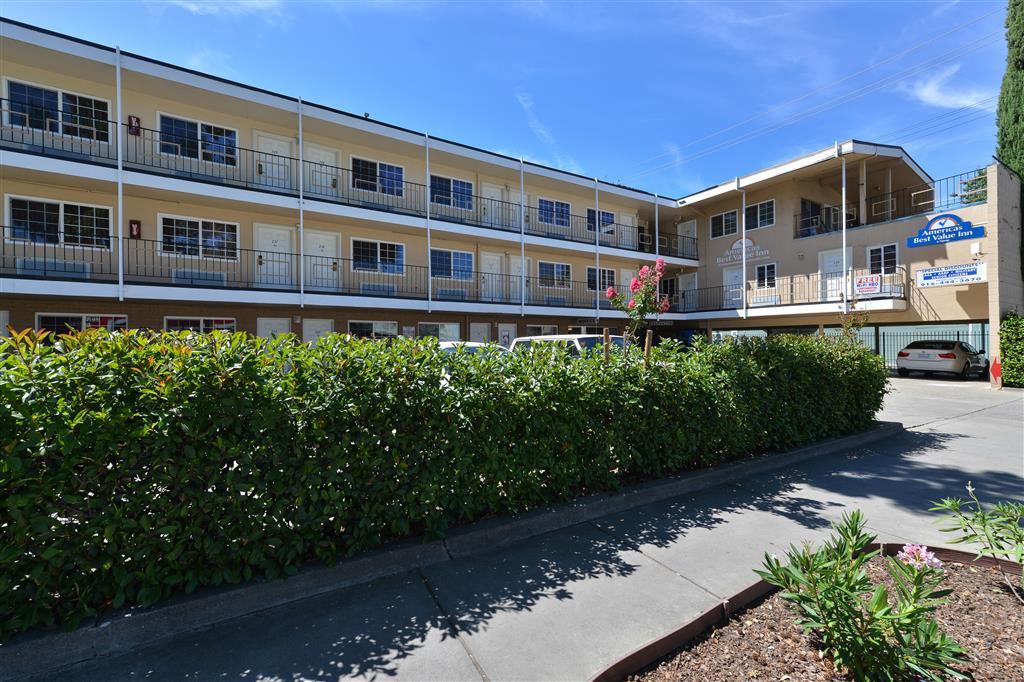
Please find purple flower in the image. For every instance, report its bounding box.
[897,543,943,569]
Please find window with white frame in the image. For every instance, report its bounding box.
[418,322,460,341]
[431,248,473,280]
[158,114,237,166]
[160,215,239,259]
[351,157,404,196]
[744,199,775,230]
[36,313,126,333]
[756,263,777,289]
[538,199,571,227]
[525,324,558,336]
[868,244,898,274]
[538,261,571,288]
[352,239,405,273]
[710,209,738,239]
[6,81,110,142]
[7,197,112,248]
[586,266,615,291]
[164,317,236,333]
[430,175,473,210]
[586,208,615,234]
[348,320,399,338]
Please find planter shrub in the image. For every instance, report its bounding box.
[1000,311,1024,387]
[0,330,887,639]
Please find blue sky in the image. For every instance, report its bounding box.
[2,0,1007,197]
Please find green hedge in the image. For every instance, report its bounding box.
[0,330,887,639]
[1000,311,1024,387]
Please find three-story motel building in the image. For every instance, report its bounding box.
[1,19,1021,383]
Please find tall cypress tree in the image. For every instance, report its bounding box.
[997,0,1024,174]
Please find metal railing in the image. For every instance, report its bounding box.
[794,169,989,239]
[0,107,694,260]
[665,266,907,313]
[0,225,120,283]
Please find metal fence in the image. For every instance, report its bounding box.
[826,327,989,369]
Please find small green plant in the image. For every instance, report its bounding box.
[933,483,1024,605]
[756,511,968,681]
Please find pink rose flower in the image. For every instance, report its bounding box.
[655,258,666,274]
[605,286,617,299]
[629,277,641,294]
[638,265,651,280]
[627,299,637,310]
[658,296,671,313]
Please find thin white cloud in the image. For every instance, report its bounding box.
[184,48,237,78]
[906,63,997,110]
[168,0,283,18]
[512,89,581,174]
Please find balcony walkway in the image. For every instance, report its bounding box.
[58,381,1024,681]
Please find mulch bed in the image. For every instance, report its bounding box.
[630,557,1024,681]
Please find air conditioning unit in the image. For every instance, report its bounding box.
[16,258,91,279]
[543,295,568,306]
[172,269,228,285]
[359,282,397,296]
[751,293,781,307]
[436,288,468,301]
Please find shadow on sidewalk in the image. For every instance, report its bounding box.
[71,428,1022,680]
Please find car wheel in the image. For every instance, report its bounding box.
[978,361,990,381]
[959,362,971,380]
[897,367,909,377]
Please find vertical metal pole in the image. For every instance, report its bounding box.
[519,158,525,314]
[885,167,893,221]
[841,156,848,312]
[654,193,660,257]
[425,134,432,313]
[739,178,747,319]
[115,47,124,302]
[594,178,600,320]
[298,98,305,308]
[859,159,867,227]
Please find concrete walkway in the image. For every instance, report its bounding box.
[62,378,1023,682]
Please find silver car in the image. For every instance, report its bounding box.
[896,340,988,379]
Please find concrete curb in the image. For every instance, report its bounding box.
[0,421,903,681]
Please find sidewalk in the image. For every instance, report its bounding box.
[60,379,1024,681]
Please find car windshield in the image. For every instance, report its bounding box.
[578,337,625,350]
[905,341,957,351]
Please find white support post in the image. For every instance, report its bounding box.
[654,194,659,258]
[594,178,600,321]
[425,133,432,313]
[841,156,849,313]
[115,47,124,302]
[739,178,747,319]
[519,158,526,315]
[298,98,305,308]
[859,159,867,227]
[885,167,893,221]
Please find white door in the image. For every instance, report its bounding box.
[498,323,518,348]
[255,132,293,189]
[819,248,852,302]
[680,272,698,311]
[618,214,637,249]
[305,144,340,199]
[470,322,490,343]
[676,219,697,257]
[480,251,504,302]
[302,318,333,344]
[619,268,636,307]
[510,256,532,304]
[304,230,339,290]
[256,317,291,338]
[481,184,506,227]
[509,190,526,228]
[723,267,744,309]
[254,224,294,288]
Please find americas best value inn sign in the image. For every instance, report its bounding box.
[906,213,984,248]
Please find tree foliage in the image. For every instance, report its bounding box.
[997,0,1024,176]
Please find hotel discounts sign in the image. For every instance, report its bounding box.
[906,213,984,248]
[915,262,987,288]
[716,238,770,266]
